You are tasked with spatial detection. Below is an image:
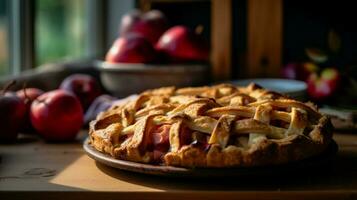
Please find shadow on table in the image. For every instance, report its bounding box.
[0,134,87,192]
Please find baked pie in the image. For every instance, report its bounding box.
[89,83,333,167]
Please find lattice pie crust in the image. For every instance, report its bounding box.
[89,83,333,167]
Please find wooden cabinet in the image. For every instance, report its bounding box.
[139,0,284,80]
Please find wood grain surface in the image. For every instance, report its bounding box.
[247,0,283,78]
[211,0,232,81]
[0,132,357,200]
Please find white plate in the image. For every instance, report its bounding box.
[228,79,307,100]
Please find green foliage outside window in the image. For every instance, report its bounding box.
[36,0,86,65]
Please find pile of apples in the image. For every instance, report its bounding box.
[0,74,102,143]
[281,30,357,105]
[281,48,341,102]
[106,10,209,64]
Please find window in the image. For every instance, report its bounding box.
[0,0,8,75]
[0,0,129,78]
[35,0,87,65]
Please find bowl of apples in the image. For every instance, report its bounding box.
[96,10,210,97]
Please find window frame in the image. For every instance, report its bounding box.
[8,0,34,75]
[4,0,133,76]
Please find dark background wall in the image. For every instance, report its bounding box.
[284,1,357,67]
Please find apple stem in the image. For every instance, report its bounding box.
[22,82,30,103]
[1,80,16,95]
[195,25,204,35]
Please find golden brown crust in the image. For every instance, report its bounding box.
[89,83,333,168]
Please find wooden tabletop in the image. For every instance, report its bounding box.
[1,132,357,200]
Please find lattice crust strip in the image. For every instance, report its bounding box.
[89,83,333,167]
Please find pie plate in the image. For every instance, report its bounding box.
[83,138,338,178]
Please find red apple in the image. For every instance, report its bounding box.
[0,92,26,142]
[281,62,318,81]
[156,26,209,62]
[16,88,44,133]
[17,88,44,103]
[307,68,340,101]
[30,90,83,141]
[120,10,169,44]
[60,74,102,111]
[106,34,156,63]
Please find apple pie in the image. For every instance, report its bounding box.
[89,83,333,167]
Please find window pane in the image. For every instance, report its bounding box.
[35,0,87,66]
[0,0,8,75]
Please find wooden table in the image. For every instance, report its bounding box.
[1,132,357,200]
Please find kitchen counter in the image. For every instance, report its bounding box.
[0,132,356,200]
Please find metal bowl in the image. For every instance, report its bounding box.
[95,61,210,97]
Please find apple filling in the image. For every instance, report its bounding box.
[270,119,290,129]
[147,124,211,163]
[148,124,171,162]
[118,133,133,144]
[190,131,210,152]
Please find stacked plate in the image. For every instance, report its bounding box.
[228,79,307,101]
